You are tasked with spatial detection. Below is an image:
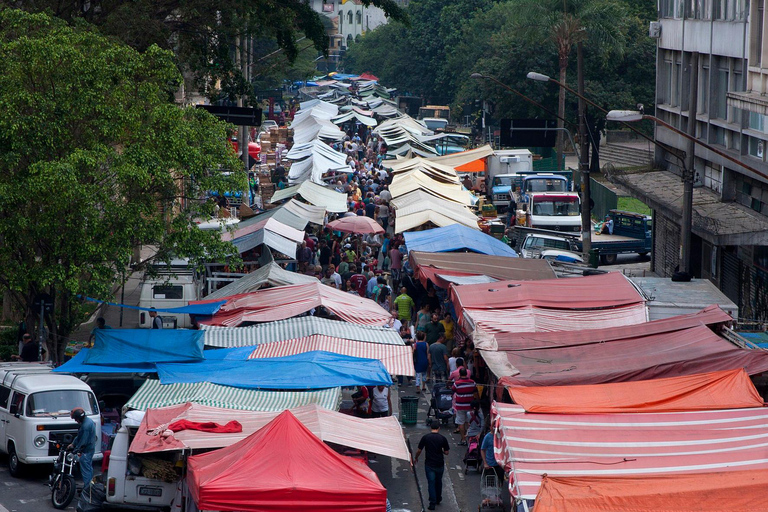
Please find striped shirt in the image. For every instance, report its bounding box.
[452,378,476,411]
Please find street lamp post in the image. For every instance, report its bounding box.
[606,108,768,275]
[527,70,594,258]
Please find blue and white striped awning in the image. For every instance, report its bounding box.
[124,379,341,411]
[201,316,404,347]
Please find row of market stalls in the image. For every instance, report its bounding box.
[441,265,768,509]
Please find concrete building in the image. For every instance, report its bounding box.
[610,0,768,323]
[309,0,389,52]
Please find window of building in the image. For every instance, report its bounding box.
[743,181,753,195]
[704,164,723,193]
[749,136,765,159]
[712,125,726,146]
[752,198,764,212]
[755,246,768,271]
[715,0,747,19]
[347,11,352,24]
[356,11,362,23]
[689,0,712,18]
[698,65,709,114]
[714,68,729,120]
[752,0,764,66]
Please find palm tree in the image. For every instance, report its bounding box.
[512,0,629,166]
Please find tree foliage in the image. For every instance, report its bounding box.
[344,0,655,135]
[0,9,245,359]
[10,0,407,101]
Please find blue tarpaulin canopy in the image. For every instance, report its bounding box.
[54,345,255,374]
[403,224,518,257]
[155,351,392,390]
[83,296,226,316]
[84,329,205,365]
[53,349,157,373]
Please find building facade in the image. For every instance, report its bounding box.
[612,0,768,323]
[309,0,389,52]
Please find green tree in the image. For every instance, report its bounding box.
[344,0,492,103]
[507,0,629,159]
[0,10,245,361]
[11,0,407,102]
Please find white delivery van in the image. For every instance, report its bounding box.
[0,362,101,476]
[105,414,177,509]
[138,259,202,329]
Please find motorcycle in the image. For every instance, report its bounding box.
[48,442,78,509]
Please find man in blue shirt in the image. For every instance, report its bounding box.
[68,408,97,487]
[481,431,504,483]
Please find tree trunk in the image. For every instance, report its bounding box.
[557,54,569,170]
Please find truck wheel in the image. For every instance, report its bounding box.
[603,254,618,265]
[8,444,23,477]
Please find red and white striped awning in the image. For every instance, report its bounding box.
[248,335,414,376]
[492,402,768,500]
[195,282,390,327]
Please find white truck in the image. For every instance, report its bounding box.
[522,192,582,232]
[487,150,534,211]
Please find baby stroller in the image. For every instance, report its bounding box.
[463,435,482,474]
[427,382,454,425]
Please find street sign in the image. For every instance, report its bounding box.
[33,293,54,313]
[500,119,558,147]
[197,105,263,126]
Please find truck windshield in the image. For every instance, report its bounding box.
[525,179,567,192]
[26,390,98,417]
[532,198,580,216]
[493,176,514,187]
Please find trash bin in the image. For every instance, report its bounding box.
[588,249,600,269]
[400,396,418,426]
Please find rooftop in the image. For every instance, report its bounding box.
[609,169,768,246]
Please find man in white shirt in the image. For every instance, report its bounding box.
[330,265,342,289]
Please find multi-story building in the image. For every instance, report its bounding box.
[610,0,768,322]
[308,0,389,52]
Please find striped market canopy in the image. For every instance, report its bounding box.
[202,316,404,347]
[248,335,415,376]
[125,379,342,412]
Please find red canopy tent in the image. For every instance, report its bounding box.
[187,410,387,512]
[534,470,768,512]
[450,272,647,332]
[193,282,390,327]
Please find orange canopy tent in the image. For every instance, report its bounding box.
[534,470,768,512]
[187,410,386,511]
[508,368,765,414]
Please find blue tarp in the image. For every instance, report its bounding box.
[403,224,518,257]
[738,332,768,348]
[54,345,255,374]
[84,329,205,365]
[83,296,226,316]
[53,349,157,374]
[155,351,392,390]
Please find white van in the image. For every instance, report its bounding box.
[0,362,101,476]
[138,260,202,329]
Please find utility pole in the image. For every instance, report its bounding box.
[237,27,251,207]
[577,42,592,259]
[681,52,699,275]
